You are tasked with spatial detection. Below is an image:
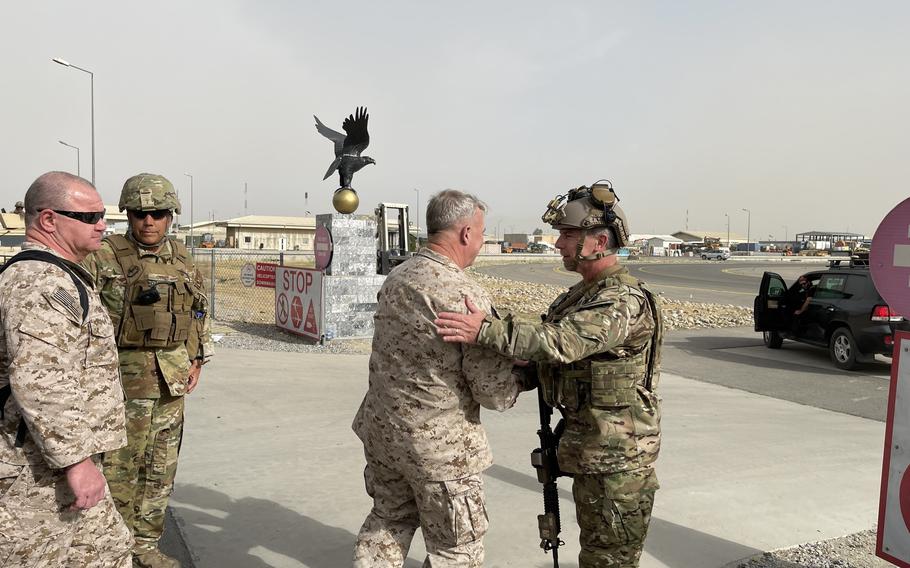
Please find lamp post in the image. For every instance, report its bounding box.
[413,188,420,247]
[724,213,730,248]
[52,58,94,186]
[741,208,751,255]
[782,225,788,242]
[58,140,80,177]
[184,173,194,248]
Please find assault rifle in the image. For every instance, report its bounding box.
[530,385,565,568]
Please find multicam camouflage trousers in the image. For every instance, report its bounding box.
[0,457,133,567]
[354,452,489,567]
[103,394,184,555]
[572,467,659,568]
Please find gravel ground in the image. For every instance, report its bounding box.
[212,264,884,568]
[727,529,891,568]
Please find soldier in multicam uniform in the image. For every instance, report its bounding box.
[352,189,531,567]
[436,181,664,568]
[0,171,133,566]
[83,173,213,568]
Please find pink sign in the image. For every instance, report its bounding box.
[871,197,910,317]
[315,225,333,271]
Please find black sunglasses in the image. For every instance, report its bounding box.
[130,210,171,220]
[41,209,105,224]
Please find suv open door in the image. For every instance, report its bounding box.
[754,272,789,347]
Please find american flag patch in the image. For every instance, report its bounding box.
[51,286,82,322]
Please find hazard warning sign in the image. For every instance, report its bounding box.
[275,266,323,340]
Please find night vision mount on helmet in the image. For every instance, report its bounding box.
[541,180,630,261]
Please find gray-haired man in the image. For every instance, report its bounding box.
[352,189,530,567]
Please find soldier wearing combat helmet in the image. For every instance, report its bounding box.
[436,181,664,567]
[83,173,213,568]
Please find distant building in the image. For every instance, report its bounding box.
[672,230,747,246]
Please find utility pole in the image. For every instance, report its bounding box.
[244,182,248,216]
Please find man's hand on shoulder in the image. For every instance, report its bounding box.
[435,296,486,344]
[65,457,107,510]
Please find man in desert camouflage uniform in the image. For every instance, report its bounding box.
[83,173,213,568]
[436,181,664,567]
[0,171,132,566]
[352,189,530,567]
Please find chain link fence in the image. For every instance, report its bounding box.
[192,249,315,324]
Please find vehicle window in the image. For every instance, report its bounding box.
[843,274,866,299]
[768,274,786,298]
[815,274,849,299]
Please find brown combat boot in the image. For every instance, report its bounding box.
[133,549,181,568]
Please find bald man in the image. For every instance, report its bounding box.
[0,172,132,566]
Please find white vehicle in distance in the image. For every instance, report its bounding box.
[701,248,730,261]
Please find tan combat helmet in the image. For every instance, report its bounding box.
[119,173,181,213]
[541,180,630,261]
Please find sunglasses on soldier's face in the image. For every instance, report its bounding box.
[41,209,105,224]
[130,210,170,220]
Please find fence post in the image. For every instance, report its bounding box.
[279,251,285,266]
[209,249,216,320]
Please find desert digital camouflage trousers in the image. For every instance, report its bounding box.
[354,452,489,567]
[0,457,132,567]
[573,467,659,568]
[103,394,184,554]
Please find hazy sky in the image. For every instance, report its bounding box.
[2,1,907,240]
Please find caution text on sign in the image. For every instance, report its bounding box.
[275,266,323,340]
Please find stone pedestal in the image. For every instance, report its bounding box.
[317,213,385,339]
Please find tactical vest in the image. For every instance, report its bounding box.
[538,272,664,413]
[106,234,197,349]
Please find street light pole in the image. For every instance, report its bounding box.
[782,225,788,241]
[741,208,751,255]
[184,173,194,248]
[412,188,420,247]
[52,58,94,186]
[724,213,730,248]
[58,140,80,177]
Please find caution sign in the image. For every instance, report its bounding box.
[275,266,323,340]
[878,331,910,566]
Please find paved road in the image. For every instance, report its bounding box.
[478,259,825,307]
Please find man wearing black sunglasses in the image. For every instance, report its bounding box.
[83,173,212,568]
[0,171,132,566]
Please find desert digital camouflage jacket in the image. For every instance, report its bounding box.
[477,263,663,474]
[82,236,213,399]
[0,243,126,469]
[353,248,524,481]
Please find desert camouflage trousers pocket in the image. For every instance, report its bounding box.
[0,459,132,567]
[573,467,658,568]
[354,451,489,568]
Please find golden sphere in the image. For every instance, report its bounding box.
[332,188,359,214]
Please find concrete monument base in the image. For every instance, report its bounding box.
[316,213,385,340]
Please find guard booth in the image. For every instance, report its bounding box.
[376,202,413,275]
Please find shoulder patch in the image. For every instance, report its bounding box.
[49,286,83,323]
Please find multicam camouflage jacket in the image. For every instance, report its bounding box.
[82,236,213,399]
[353,248,526,481]
[0,243,127,469]
[477,263,663,475]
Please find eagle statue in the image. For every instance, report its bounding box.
[314,107,376,189]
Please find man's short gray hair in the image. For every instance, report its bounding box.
[23,171,94,227]
[425,189,487,234]
[589,226,619,250]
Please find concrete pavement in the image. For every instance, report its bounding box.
[165,347,886,567]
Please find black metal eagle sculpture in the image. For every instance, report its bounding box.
[314,106,376,189]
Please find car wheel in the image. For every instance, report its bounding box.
[829,328,858,370]
[701,254,708,260]
[763,331,783,349]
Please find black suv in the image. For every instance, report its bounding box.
[753,256,908,370]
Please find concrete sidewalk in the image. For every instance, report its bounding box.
[166,348,885,568]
